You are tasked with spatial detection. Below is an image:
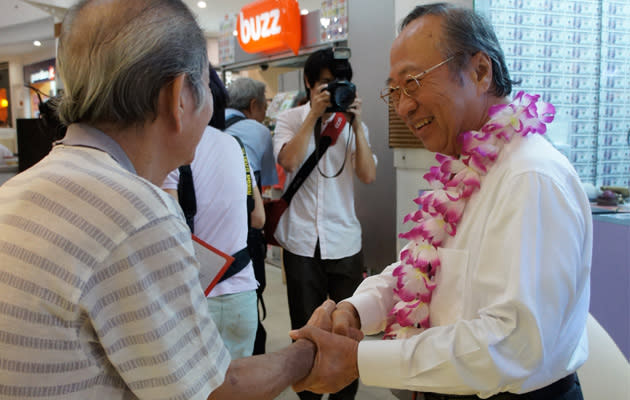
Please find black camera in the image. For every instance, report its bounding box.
[326,79,356,112]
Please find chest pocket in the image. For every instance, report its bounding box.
[430,248,469,327]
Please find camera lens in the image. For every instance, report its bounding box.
[327,80,356,112]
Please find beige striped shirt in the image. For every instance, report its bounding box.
[0,137,230,399]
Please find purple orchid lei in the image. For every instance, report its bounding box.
[384,91,556,340]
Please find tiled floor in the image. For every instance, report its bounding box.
[262,263,399,400]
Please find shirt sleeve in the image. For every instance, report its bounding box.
[161,168,180,191]
[345,260,400,335]
[261,127,279,186]
[272,108,299,160]
[354,171,591,396]
[81,215,230,400]
[354,121,378,166]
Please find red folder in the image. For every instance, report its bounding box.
[191,234,234,296]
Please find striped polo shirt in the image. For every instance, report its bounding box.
[0,128,230,399]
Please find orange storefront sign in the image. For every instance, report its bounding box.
[237,0,301,55]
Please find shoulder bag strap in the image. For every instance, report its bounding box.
[177,165,196,233]
[281,113,347,204]
[225,114,246,129]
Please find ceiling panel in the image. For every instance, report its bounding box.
[0,0,325,59]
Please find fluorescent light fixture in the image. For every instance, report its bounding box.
[197,1,206,8]
[33,40,41,47]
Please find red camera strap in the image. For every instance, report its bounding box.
[320,112,346,145]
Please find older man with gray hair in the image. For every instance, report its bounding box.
[0,1,319,399]
[290,3,590,400]
[224,77,279,355]
[225,77,278,189]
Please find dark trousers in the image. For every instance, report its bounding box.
[248,228,267,355]
[283,244,364,400]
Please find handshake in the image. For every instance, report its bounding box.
[289,300,364,394]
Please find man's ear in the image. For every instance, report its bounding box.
[249,97,258,113]
[162,74,187,134]
[470,51,493,94]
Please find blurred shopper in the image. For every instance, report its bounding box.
[273,48,377,400]
[163,67,265,360]
[0,1,320,399]
[225,76,279,355]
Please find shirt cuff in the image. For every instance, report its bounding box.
[345,292,388,335]
[358,338,407,389]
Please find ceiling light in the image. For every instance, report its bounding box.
[197,1,207,8]
[300,9,309,15]
[233,30,238,36]
[33,40,41,47]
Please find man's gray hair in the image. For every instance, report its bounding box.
[56,0,208,127]
[401,2,515,97]
[227,77,266,111]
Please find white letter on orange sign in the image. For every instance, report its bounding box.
[252,14,262,41]
[239,12,250,44]
[267,9,281,37]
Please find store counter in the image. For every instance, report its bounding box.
[590,210,630,361]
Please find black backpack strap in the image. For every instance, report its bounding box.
[225,114,246,129]
[177,165,196,233]
[218,247,251,282]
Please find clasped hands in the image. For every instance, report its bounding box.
[289,300,363,394]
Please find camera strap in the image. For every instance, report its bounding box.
[315,112,353,179]
[281,113,347,204]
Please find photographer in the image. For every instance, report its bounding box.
[272,48,377,400]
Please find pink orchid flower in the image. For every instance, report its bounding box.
[445,167,481,198]
[400,241,440,273]
[389,299,430,328]
[399,215,449,245]
[393,263,436,303]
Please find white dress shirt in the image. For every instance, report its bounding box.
[347,134,592,397]
[272,103,377,259]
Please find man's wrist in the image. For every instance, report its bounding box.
[291,338,317,381]
[350,338,360,380]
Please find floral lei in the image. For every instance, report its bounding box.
[384,91,556,340]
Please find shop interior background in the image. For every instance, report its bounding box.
[0,0,628,273]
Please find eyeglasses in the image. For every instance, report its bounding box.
[380,55,455,107]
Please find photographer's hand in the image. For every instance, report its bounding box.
[310,83,332,118]
[277,83,331,173]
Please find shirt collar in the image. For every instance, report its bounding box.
[225,108,246,119]
[58,123,136,174]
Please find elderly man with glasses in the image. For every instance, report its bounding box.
[290,3,591,400]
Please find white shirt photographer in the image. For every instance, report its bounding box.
[272,103,377,259]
